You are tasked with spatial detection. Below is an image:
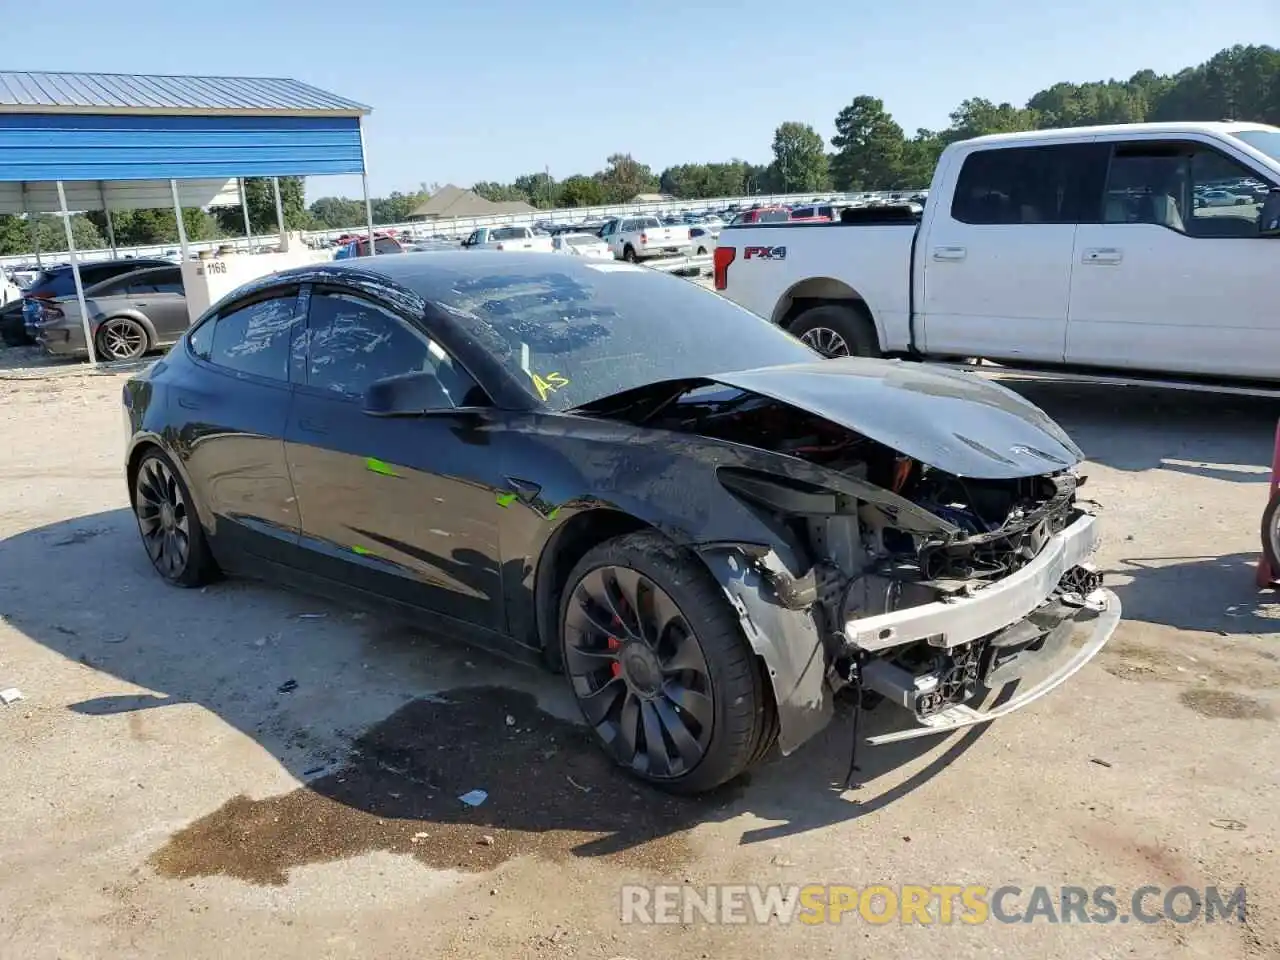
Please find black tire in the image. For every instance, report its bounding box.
[790,303,881,358]
[131,448,219,587]
[696,246,708,255]
[96,316,150,362]
[559,531,776,794]
[622,245,638,263]
[1261,490,1280,583]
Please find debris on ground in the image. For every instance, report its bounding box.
[1210,818,1247,831]
[478,835,495,846]
[277,680,299,694]
[566,775,591,793]
[1,687,24,705]
[505,714,516,726]
[1090,757,1113,768]
[296,613,327,620]
[458,788,488,807]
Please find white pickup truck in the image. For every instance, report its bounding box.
[461,225,554,252]
[599,215,692,262]
[715,121,1280,382]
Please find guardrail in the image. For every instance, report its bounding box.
[0,188,925,270]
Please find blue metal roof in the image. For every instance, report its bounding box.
[0,71,369,117]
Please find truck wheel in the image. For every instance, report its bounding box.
[790,304,880,358]
[559,531,776,794]
[622,245,638,263]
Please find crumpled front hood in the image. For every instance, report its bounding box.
[676,358,1083,479]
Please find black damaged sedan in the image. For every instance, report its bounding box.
[124,252,1117,793]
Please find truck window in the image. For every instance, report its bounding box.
[950,144,1108,225]
[1102,142,1273,239]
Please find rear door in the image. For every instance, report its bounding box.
[1066,138,1280,378]
[284,285,509,631]
[177,288,303,564]
[129,268,189,342]
[921,142,1108,362]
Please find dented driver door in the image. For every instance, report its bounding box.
[283,286,509,632]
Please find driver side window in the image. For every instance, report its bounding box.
[302,289,483,408]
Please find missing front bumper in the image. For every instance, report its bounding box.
[861,587,1120,745]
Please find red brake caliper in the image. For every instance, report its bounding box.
[608,618,623,677]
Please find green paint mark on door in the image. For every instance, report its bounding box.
[351,544,376,557]
[365,457,401,478]
[495,491,517,508]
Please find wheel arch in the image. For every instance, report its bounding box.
[774,277,871,329]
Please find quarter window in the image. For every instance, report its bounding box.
[304,290,482,407]
[951,144,1108,225]
[207,293,298,381]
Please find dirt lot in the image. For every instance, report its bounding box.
[0,347,1277,959]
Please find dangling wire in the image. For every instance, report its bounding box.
[842,664,864,790]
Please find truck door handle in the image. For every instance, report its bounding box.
[932,246,967,261]
[1082,247,1123,264]
[298,417,329,435]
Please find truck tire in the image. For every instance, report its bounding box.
[622,245,638,262]
[790,304,881,358]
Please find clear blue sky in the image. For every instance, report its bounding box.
[8,0,1276,199]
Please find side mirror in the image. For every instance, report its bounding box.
[1260,189,1280,236]
[363,370,454,416]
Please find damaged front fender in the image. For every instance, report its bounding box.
[698,545,833,755]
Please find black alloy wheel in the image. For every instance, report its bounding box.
[563,564,715,781]
[132,450,218,586]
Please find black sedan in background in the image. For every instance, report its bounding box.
[123,252,1096,792]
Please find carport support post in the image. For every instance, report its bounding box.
[56,181,98,367]
[359,116,376,256]
[169,179,190,262]
[272,177,286,246]
[98,182,117,257]
[238,178,254,252]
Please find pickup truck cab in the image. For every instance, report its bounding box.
[461,226,554,252]
[599,215,692,261]
[716,122,1280,382]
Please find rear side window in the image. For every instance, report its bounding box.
[373,237,401,254]
[188,318,214,359]
[490,227,527,241]
[950,144,1108,224]
[208,293,298,382]
[759,210,790,222]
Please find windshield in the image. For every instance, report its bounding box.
[1232,129,1280,166]
[637,217,662,229]
[431,263,817,410]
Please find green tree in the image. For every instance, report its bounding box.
[595,153,659,203]
[472,181,527,203]
[830,96,905,190]
[309,196,367,229]
[555,174,605,207]
[513,172,557,208]
[211,176,308,235]
[769,122,830,192]
[371,190,428,224]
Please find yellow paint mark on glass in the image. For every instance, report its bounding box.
[365,457,401,478]
[495,492,517,508]
[527,371,569,402]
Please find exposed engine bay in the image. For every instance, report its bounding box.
[636,383,1102,724]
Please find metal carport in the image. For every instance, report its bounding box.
[0,71,374,364]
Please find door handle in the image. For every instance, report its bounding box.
[932,246,967,261]
[1082,247,1123,264]
[297,417,329,435]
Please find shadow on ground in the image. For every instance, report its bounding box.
[995,379,1280,481]
[1,508,986,887]
[1107,552,1280,636]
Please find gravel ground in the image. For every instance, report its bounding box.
[0,347,1277,959]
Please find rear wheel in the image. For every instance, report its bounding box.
[790,303,880,358]
[97,316,149,361]
[132,449,219,587]
[622,245,639,263]
[559,532,774,794]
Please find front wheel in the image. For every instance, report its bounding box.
[559,532,775,794]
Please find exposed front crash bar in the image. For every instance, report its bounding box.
[845,512,1103,652]
[864,588,1121,745]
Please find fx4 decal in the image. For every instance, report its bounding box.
[743,245,787,261]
